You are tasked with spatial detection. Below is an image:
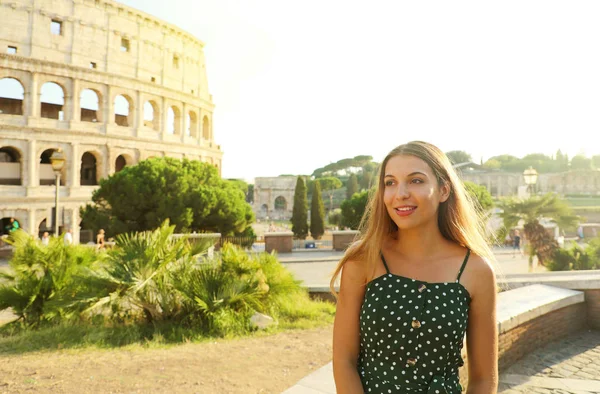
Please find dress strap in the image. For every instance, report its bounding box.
[380,252,391,274]
[456,249,471,283]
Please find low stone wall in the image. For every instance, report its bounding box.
[331,230,359,251]
[585,289,600,329]
[265,232,293,253]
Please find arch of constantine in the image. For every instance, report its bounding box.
[253,177,296,221]
[0,0,222,242]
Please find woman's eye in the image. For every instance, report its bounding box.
[385,180,394,186]
[411,178,424,184]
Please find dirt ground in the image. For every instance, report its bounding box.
[0,325,333,394]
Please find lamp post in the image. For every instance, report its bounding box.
[50,149,66,236]
[523,166,538,197]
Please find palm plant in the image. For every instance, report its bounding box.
[81,221,211,324]
[0,230,99,327]
[498,193,579,266]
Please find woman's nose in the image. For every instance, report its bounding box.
[396,184,410,199]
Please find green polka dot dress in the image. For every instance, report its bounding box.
[358,249,471,394]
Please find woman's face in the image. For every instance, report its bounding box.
[382,154,449,231]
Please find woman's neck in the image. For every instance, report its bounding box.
[388,221,449,260]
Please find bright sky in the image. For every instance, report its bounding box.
[10,0,600,181]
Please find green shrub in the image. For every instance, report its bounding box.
[0,230,100,327]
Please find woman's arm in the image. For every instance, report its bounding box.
[465,256,499,394]
[332,259,367,394]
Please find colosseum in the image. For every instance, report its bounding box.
[0,0,222,243]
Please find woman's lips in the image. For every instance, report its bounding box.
[394,206,417,217]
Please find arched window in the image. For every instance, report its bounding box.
[40,149,66,185]
[0,146,22,185]
[80,89,101,122]
[80,152,98,186]
[143,101,160,131]
[202,116,210,140]
[115,154,132,173]
[114,95,132,127]
[0,78,24,115]
[40,82,65,120]
[167,106,181,135]
[187,111,198,137]
[275,196,287,211]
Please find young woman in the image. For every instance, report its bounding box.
[331,141,498,393]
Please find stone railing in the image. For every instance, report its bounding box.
[331,230,359,251]
[264,232,293,254]
[293,274,600,393]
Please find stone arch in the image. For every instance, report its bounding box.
[187,110,198,137]
[39,148,66,185]
[0,146,23,185]
[80,151,102,186]
[0,77,25,115]
[167,105,182,135]
[274,196,287,211]
[80,88,102,123]
[143,100,160,130]
[260,204,269,218]
[40,82,65,120]
[202,115,210,140]
[114,94,134,127]
[0,214,25,237]
[115,153,134,173]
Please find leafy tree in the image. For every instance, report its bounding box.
[555,150,570,172]
[310,181,325,239]
[464,181,494,211]
[80,158,254,237]
[291,177,309,239]
[341,190,370,230]
[360,170,374,191]
[317,177,343,211]
[346,174,359,199]
[445,151,472,164]
[498,194,579,266]
[246,184,254,204]
[571,155,593,170]
[482,159,501,170]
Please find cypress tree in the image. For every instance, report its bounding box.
[291,176,309,239]
[310,181,325,240]
[346,174,359,199]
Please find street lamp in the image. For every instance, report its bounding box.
[50,149,66,236]
[523,166,538,196]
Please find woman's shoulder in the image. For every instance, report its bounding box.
[463,250,497,299]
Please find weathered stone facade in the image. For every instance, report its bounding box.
[458,168,600,198]
[253,177,296,220]
[0,0,222,243]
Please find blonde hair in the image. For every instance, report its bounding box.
[329,141,495,296]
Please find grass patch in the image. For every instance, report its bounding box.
[0,300,335,355]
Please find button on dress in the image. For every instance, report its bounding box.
[358,250,471,393]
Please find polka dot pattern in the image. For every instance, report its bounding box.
[357,252,471,394]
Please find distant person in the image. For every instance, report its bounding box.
[577,226,585,240]
[8,217,19,233]
[41,232,50,246]
[64,229,73,246]
[513,229,523,257]
[96,229,105,249]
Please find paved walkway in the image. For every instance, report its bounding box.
[499,330,600,393]
[284,330,600,394]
